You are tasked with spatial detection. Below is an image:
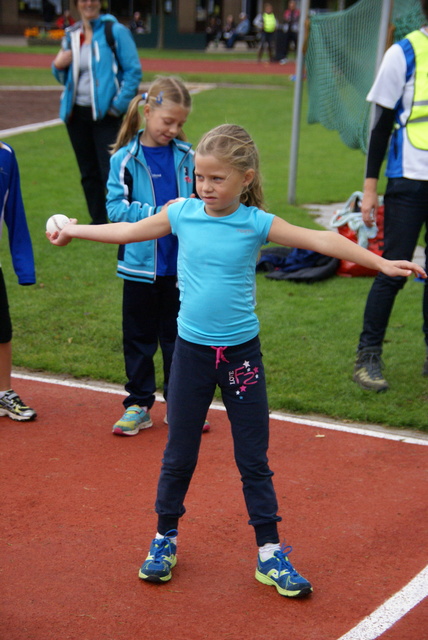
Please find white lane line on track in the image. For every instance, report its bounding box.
[268,411,428,446]
[13,371,428,446]
[0,119,62,139]
[335,565,428,640]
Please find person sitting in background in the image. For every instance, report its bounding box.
[129,11,145,34]
[205,14,222,48]
[226,13,250,49]
[221,14,236,46]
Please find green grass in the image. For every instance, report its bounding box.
[2,68,426,431]
[0,44,257,60]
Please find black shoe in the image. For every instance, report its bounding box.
[353,348,389,392]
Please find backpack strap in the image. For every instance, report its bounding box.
[104,20,121,69]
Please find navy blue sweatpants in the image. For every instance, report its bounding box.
[155,336,281,546]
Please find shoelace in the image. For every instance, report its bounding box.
[364,353,385,380]
[210,346,229,369]
[152,529,177,561]
[274,543,299,576]
[1,391,28,409]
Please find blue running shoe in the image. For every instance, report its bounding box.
[138,530,178,582]
[112,405,152,436]
[255,543,312,597]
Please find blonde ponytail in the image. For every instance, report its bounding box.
[111,76,192,154]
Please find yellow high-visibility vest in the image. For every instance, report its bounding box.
[406,30,428,150]
[263,13,276,33]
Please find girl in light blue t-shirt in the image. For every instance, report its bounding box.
[47,124,425,598]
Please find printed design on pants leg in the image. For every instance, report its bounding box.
[229,360,260,399]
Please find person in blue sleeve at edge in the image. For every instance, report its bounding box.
[52,0,142,225]
[0,142,37,422]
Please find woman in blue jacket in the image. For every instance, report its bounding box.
[52,0,141,224]
[107,76,209,436]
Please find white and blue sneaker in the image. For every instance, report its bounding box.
[112,405,152,436]
[138,530,178,582]
[255,543,312,597]
[0,389,36,421]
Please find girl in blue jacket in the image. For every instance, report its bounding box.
[107,76,209,436]
[52,0,141,224]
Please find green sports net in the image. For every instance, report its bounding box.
[305,0,426,153]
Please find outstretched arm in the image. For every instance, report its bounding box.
[47,208,172,246]
[268,216,426,279]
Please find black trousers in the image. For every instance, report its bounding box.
[122,277,180,410]
[66,105,122,224]
[358,177,428,351]
[156,336,281,546]
[0,269,12,343]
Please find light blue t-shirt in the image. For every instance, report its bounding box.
[168,198,274,346]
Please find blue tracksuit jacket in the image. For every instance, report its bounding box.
[52,14,142,123]
[0,142,35,285]
[106,132,194,283]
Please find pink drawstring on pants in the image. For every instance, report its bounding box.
[211,346,229,369]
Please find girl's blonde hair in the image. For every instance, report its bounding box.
[195,124,265,209]
[111,76,192,154]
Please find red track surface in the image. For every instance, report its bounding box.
[1,376,427,640]
[0,50,294,75]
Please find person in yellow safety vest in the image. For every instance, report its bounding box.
[353,2,428,392]
[256,3,277,63]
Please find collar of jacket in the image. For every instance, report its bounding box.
[127,130,192,158]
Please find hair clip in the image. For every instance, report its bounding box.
[140,92,148,102]
[155,91,164,105]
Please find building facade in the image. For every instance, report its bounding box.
[1,1,331,40]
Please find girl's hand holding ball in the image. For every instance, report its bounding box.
[46,214,76,245]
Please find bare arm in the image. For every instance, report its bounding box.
[53,49,73,70]
[47,207,172,246]
[268,216,426,279]
[361,177,379,226]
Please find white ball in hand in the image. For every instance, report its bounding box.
[46,214,70,234]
